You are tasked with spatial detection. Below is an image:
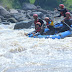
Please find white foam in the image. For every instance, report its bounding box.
[0,24,72,72]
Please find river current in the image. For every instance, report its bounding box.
[0,23,72,72]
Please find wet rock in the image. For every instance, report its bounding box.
[1,22,10,25]
[36,9,48,14]
[17,9,26,14]
[11,13,26,22]
[0,6,10,17]
[0,18,1,22]
[31,12,43,18]
[10,9,18,14]
[0,5,59,25]
[26,10,33,19]
[26,14,31,19]
[7,17,17,23]
[0,16,4,22]
[1,17,7,22]
[37,6,41,9]
[22,3,37,10]
[4,14,11,19]
[14,20,33,29]
[45,14,50,17]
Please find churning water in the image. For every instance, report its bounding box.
[0,23,72,72]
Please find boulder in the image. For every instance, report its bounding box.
[26,10,33,19]
[1,22,10,25]
[11,13,26,22]
[0,18,1,22]
[14,20,33,29]
[17,9,26,14]
[10,9,18,14]
[37,6,41,9]
[22,3,37,10]
[36,9,48,14]
[0,6,10,17]
[0,15,4,22]
[32,12,44,18]
[7,17,17,23]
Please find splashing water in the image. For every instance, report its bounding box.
[0,23,72,72]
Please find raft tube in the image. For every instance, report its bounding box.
[37,30,72,39]
[28,30,72,39]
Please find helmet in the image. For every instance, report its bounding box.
[36,22,41,26]
[33,14,38,17]
[45,17,49,20]
[59,4,64,8]
[65,12,70,15]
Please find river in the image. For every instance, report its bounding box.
[0,23,72,72]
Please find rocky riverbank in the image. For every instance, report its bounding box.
[0,3,60,29]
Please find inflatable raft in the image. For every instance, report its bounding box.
[27,23,72,39]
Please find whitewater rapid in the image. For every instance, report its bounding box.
[0,23,72,72]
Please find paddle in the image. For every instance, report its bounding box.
[63,22,72,30]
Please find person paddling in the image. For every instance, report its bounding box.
[45,17,54,28]
[32,22,43,36]
[54,4,68,18]
[24,14,44,36]
[44,17,55,35]
[56,12,72,32]
[33,14,44,30]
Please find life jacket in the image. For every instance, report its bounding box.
[46,22,50,28]
[60,8,68,17]
[34,19,39,29]
[50,21,54,26]
[64,17,72,26]
[60,12,64,16]
[46,22,49,25]
[36,27,41,32]
[46,21,54,28]
[34,19,44,29]
[34,20,39,25]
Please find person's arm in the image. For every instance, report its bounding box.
[57,8,66,12]
[55,13,61,17]
[39,19,44,26]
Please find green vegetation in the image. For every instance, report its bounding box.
[0,0,13,8]
[0,0,72,10]
[63,0,72,10]
[29,0,35,4]
[0,0,21,9]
